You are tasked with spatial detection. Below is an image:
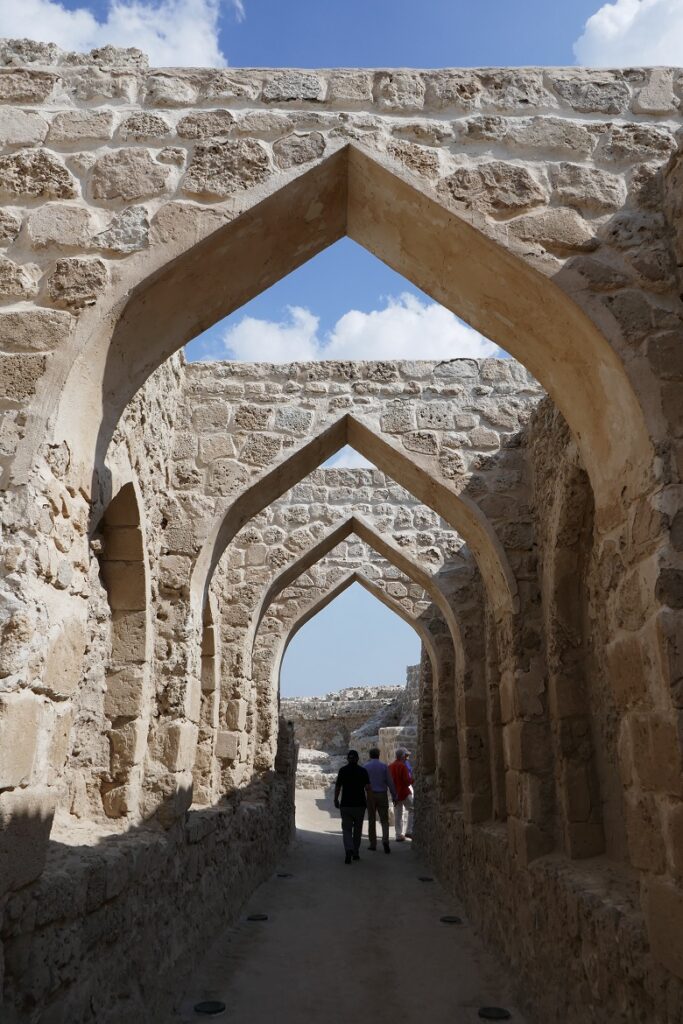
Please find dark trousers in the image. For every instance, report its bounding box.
[367,791,390,845]
[340,805,366,852]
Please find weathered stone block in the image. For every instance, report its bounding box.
[375,72,425,111]
[215,730,240,761]
[0,68,58,102]
[633,68,678,114]
[225,698,247,732]
[0,107,48,145]
[27,202,95,249]
[110,718,147,775]
[182,138,271,198]
[207,458,249,496]
[94,205,150,253]
[47,257,108,310]
[104,666,146,719]
[0,692,41,787]
[0,208,21,244]
[273,131,326,169]
[100,560,146,610]
[0,148,76,199]
[48,109,114,142]
[508,207,597,255]
[118,112,170,140]
[0,256,39,299]
[158,720,198,772]
[439,161,546,217]
[91,148,169,201]
[0,308,73,354]
[550,162,627,212]
[263,71,324,103]
[111,610,147,663]
[381,404,415,433]
[327,71,373,103]
[550,71,630,114]
[177,109,235,138]
[158,554,191,595]
[42,618,87,699]
[604,124,676,162]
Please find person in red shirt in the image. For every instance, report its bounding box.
[388,748,414,842]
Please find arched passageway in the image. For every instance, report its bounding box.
[1,54,682,1024]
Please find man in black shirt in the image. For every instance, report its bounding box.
[334,750,371,864]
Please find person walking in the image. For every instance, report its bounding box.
[334,750,372,864]
[363,747,397,854]
[389,748,414,842]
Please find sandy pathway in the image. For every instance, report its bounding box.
[176,789,527,1024]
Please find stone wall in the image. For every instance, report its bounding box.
[282,685,406,753]
[1,730,296,1024]
[0,41,682,1024]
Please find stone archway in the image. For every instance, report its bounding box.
[42,144,653,520]
[245,518,460,789]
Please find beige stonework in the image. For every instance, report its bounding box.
[0,40,681,1023]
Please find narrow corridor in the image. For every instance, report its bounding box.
[178,791,527,1023]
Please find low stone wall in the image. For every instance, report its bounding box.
[0,740,295,1024]
[282,685,405,754]
[419,796,683,1024]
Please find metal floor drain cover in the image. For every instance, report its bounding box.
[440,915,463,924]
[418,875,434,882]
[478,1009,511,1021]
[247,913,268,921]
[277,872,293,878]
[194,1000,226,1016]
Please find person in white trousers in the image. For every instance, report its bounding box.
[389,748,414,841]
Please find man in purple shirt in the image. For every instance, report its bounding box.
[364,748,398,854]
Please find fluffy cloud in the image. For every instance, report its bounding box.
[574,0,683,66]
[216,293,500,363]
[0,0,236,67]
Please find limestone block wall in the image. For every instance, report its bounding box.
[0,40,681,1023]
[282,686,406,753]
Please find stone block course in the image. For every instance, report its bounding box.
[0,46,681,1023]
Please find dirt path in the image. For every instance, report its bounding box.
[176,789,527,1024]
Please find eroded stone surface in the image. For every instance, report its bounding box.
[47,256,108,309]
[90,147,169,200]
[0,148,76,198]
[182,138,271,197]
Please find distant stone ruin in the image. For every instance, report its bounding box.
[282,667,419,787]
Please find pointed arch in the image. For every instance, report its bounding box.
[274,571,440,699]
[192,413,517,622]
[45,144,652,519]
[246,513,464,677]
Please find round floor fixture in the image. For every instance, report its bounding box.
[276,872,293,878]
[440,915,462,924]
[246,913,269,921]
[194,1000,226,1016]
[418,875,434,882]
[478,1008,511,1020]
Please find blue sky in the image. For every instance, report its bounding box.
[4,0,679,695]
[280,582,420,698]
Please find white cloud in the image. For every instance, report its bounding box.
[215,293,500,364]
[0,0,235,67]
[574,0,683,66]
